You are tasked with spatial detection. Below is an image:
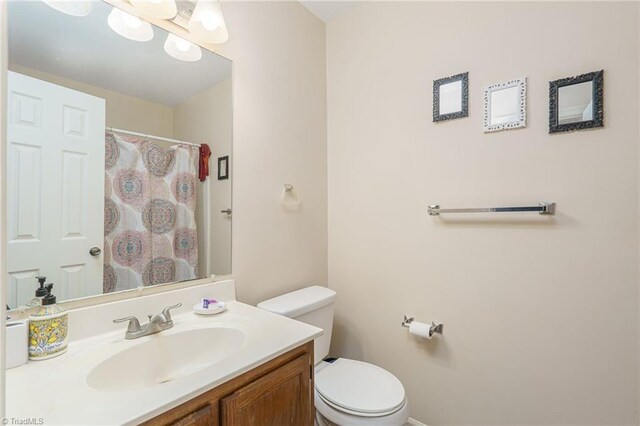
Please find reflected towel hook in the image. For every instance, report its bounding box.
[283,184,294,192]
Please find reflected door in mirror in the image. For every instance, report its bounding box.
[489,86,519,125]
[439,81,462,115]
[558,81,594,125]
[7,72,105,307]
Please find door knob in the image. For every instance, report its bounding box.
[89,247,102,256]
[221,209,232,214]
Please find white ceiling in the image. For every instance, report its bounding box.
[8,0,232,106]
[299,1,361,23]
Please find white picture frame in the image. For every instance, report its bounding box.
[483,77,526,133]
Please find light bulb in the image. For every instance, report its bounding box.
[200,11,220,31]
[175,38,192,52]
[122,14,142,29]
[188,0,228,44]
[107,7,154,42]
[164,34,202,62]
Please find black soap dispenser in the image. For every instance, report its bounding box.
[26,276,47,307]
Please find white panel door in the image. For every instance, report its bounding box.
[7,72,105,307]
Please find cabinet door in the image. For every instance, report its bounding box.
[169,404,215,426]
[220,354,312,426]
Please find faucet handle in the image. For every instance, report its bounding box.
[162,303,182,322]
[113,316,142,333]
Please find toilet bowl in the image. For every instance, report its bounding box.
[258,286,410,426]
[313,359,410,426]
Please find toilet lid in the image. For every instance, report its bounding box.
[315,358,405,416]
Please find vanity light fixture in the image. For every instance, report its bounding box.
[188,0,229,44]
[164,34,203,62]
[129,0,177,20]
[41,0,91,17]
[107,7,154,42]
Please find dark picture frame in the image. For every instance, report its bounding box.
[217,156,229,180]
[433,72,469,122]
[549,70,604,134]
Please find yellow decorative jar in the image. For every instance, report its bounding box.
[28,283,68,360]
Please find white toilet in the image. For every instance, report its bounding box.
[258,286,410,426]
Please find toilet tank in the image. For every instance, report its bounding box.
[257,286,336,365]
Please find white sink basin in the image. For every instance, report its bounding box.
[87,327,245,391]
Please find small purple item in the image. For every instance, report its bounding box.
[202,298,219,309]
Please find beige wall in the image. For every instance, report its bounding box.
[215,2,327,305]
[8,64,174,138]
[174,78,233,276]
[327,2,639,425]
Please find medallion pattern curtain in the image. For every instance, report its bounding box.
[103,132,199,293]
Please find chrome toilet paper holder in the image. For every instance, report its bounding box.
[401,315,444,337]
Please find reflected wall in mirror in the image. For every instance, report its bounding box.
[549,70,603,133]
[6,0,233,310]
[483,77,526,133]
[433,72,469,122]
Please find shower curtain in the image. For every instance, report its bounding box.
[103,132,199,293]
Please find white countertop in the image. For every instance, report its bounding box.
[6,286,322,425]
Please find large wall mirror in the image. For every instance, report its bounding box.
[5,0,232,311]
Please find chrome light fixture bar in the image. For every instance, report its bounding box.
[129,0,177,19]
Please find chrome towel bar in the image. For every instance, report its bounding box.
[428,202,556,216]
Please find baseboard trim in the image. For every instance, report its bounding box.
[407,418,427,426]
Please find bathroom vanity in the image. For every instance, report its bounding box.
[145,341,313,426]
[5,280,321,425]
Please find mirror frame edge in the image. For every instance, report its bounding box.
[6,274,234,321]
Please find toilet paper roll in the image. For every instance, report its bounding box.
[409,321,432,339]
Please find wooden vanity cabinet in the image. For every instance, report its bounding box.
[143,341,314,426]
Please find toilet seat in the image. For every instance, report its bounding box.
[314,358,406,417]
[317,392,406,418]
[315,389,410,426]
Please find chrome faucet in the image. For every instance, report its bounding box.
[113,303,182,339]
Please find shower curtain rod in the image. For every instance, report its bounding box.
[108,127,202,148]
